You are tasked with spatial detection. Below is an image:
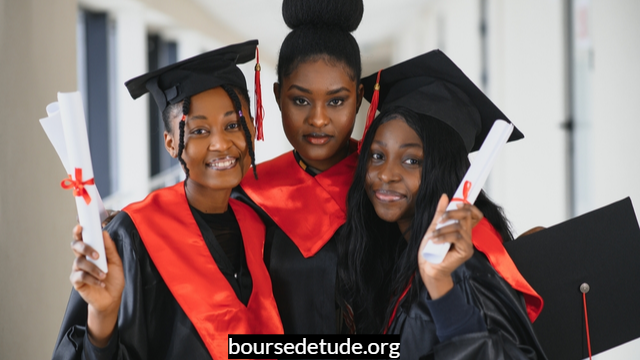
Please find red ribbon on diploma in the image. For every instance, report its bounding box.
[61,168,95,205]
[451,180,472,204]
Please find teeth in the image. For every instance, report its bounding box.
[207,158,236,169]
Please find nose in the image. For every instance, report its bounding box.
[208,129,234,152]
[377,160,401,183]
[308,103,330,128]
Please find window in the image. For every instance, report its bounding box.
[77,9,118,197]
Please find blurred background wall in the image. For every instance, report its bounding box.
[1,0,638,358]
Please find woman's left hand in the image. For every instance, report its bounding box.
[417,194,484,299]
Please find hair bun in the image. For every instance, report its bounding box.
[282,0,364,32]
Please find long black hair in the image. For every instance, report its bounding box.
[338,106,513,334]
[277,0,363,85]
[161,85,257,179]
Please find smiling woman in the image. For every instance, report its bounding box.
[338,50,546,359]
[52,40,283,360]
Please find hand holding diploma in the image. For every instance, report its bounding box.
[70,225,125,347]
[39,92,109,272]
[418,194,483,299]
[421,120,514,264]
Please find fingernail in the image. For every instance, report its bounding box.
[100,282,106,288]
[92,252,99,259]
[98,272,106,279]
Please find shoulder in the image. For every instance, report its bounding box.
[104,211,143,258]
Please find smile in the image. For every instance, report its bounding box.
[206,156,238,170]
[303,133,332,145]
[374,189,406,202]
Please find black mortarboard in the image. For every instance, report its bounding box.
[125,39,258,112]
[505,198,640,359]
[361,50,523,152]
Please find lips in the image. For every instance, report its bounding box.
[373,189,406,202]
[303,132,332,145]
[206,156,238,170]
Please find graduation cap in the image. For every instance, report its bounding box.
[360,50,523,153]
[504,198,640,359]
[124,39,265,140]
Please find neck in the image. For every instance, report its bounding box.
[184,179,232,214]
[298,140,351,173]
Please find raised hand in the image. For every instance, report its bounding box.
[70,225,125,346]
[417,194,483,299]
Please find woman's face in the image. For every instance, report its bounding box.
[164,87,254,192]
[275,58,363,172]
[365,117,423,232]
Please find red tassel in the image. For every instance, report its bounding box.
[358,69,382,153]
[254,46,265,141]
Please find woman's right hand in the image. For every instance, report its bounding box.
[70,225,125,346]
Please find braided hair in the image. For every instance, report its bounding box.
[221,84,257,179]
[161,87,257,180]
[277,0,364,85]
[176,97,191,178]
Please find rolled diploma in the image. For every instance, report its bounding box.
[57,92,108,273]
[41,102,108,223]
[421,119,514,264]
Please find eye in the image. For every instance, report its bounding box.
[403,158,421,166]
[294,97,309,106]
[371,152,384,161]
[328,98,344,106]
[191,128,208,135]
[227,122,240,130]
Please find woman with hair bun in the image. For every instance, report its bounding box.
[235,0,365,334]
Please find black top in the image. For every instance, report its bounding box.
[191,206,252,305]
[52,209,252,360]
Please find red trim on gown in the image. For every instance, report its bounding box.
[240,150,358,258]
[472,218,544,322]
[124,182,283,360]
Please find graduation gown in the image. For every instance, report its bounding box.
[234,146,357,334]
[387,219,547,360]
[52,182,282,360]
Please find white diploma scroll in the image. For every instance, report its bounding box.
[40,92,108,273]
[421,119,514,264]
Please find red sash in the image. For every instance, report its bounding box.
[124,182,283,360]
[240,150,357,258]
[472,218,544,322]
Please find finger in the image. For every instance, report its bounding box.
[430,194,450,229]
[70,269,105,289]
[72,225,83,241]
[75,256,107,281]
[71,240,99,260]
[102,231,122,267]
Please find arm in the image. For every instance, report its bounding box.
[53,214,150,360]
[417,195,545,359]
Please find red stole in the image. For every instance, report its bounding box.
[124,182,283,360]
[240,150,358,258]
[472,218,544,322]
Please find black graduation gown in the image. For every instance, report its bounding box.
[51,209,252,360]
[387,251,547,360]
[232,146,358,335]
[232,186,339,335]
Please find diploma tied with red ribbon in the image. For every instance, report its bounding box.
[421,120,514,264]
[39,92,108,273]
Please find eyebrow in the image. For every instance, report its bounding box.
[186,110,236,121]
[287,84,351,96]
[372,140,422,149]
